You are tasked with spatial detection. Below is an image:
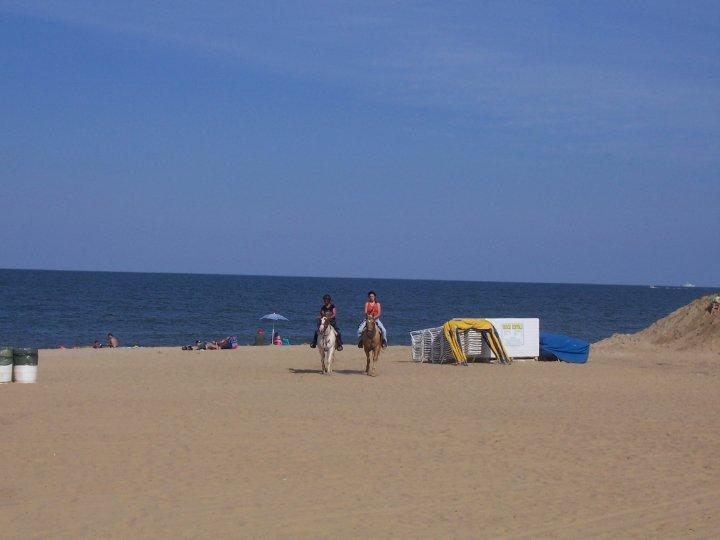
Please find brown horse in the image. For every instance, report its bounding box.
[362,314,382,376]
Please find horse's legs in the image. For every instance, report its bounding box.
[371,345,381,376]
[324,351,330,374]
[318,347,326,373]
[327,348,334,374]
[365,348,371,374]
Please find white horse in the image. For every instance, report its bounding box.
[317,316,337,375]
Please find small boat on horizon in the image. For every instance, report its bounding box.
[682,282,695,288]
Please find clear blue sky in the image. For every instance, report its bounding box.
[1,1,718,286]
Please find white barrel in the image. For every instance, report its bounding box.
[13,348,38,383]
[13,364,38,383]
[0,347,12,383]
[0,364,12,383]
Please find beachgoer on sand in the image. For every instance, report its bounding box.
[254,328,265,346]
[206,336,237,350]
[181,340,205,350]
[357,291,387,348]
[93,340,103,349]
[107,333,119,348]
[273,332,282,346]
[310,294,344,350]
[711,294,720,315]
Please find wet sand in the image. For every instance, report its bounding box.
[2,345,719,538]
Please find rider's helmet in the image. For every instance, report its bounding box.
[323,294,331,302]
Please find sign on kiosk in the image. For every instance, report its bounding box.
[482,318,540,359]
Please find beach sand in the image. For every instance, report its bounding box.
[2,344,719,538]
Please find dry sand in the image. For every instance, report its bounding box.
[2,343,719,538]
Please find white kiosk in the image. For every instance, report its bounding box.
[481,318,539,360]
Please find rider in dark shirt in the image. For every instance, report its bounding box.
[310,294,344,350]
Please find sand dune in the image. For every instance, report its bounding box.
[2,344,719,538]
[597,294,720,353]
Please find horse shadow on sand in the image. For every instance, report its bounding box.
[288,368,366,376]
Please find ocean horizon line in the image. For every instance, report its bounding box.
[0,266,716,290]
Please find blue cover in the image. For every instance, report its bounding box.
[539,333,590,364]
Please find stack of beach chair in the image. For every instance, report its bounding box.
[410,327,484,363]
[457,330,485,360]
[410,327,445,363]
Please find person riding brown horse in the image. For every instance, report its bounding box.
[357,291,387,348]
[361,313,383,376]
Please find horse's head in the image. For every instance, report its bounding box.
[318,316,328,334]
[365,314,376,331]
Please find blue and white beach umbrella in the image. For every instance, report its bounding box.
[260,312,289,342]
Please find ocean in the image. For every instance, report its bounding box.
[0,269,714,349]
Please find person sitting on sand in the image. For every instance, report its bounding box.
[107,333,119,348]
[310,294,344,350]
[357,291,387,348]
[92,340,103,349]
[205,336,237,350]
[273,332,283,346]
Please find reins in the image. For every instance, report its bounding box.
[363,318,378,342]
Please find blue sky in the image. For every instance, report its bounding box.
[1,1,718,285]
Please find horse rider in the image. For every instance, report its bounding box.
[310,294,344,350]
[357,290,388,348]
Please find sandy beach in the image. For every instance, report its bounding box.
[3,1,718,536]
[2,343,719,538]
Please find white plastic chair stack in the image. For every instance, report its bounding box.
[411,327,485,363]
[457,330,484,360]
[410,330,428,362]
[410,327,446,363]
[429,331,443,363]
[435,334,456,364]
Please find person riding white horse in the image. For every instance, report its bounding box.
[310,294,344,350]
[316,315,338,374]
[357,290,387,348]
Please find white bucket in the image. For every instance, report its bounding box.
[0,364,12,383]
[13,364,37,384]
[0,347,13,383]
[12,348,38,383]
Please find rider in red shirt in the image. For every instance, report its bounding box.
[357,291,387,348]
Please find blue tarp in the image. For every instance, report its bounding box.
[540,333,590,364]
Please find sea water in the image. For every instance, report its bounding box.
[0,269,714,348]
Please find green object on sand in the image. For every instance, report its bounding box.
[0,347,12,383]
[0,348,13,366]
[13,348,38,366]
